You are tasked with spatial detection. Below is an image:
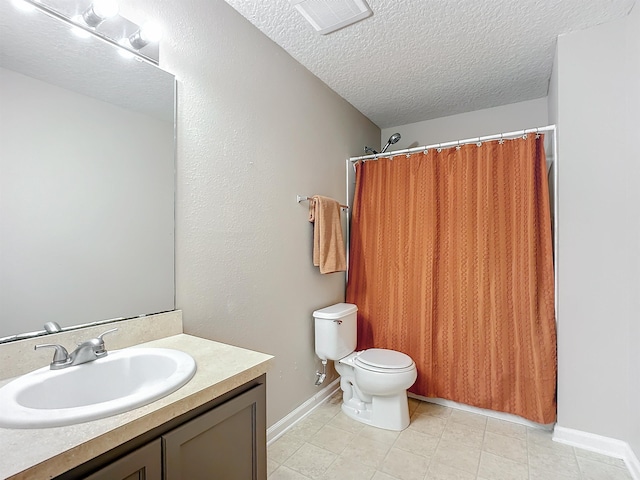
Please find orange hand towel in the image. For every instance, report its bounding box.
[308,195,347,274]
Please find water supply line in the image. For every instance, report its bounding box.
[315,360,327,386]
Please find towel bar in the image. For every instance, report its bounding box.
[297,195,348,210]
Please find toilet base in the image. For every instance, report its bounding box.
[341,391,411,431]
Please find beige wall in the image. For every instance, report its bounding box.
[553,4,640,456]
[119,0,379,426]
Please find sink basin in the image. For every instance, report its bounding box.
[0,348,196,429]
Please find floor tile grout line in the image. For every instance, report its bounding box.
[476,422,487,478]
[525,427,530,480]
[573,444,585,480]
[527,430,533,479]
[481,426,531,474]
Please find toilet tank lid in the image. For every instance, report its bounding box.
[313,303,358,319]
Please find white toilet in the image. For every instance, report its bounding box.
[314,303,417,431]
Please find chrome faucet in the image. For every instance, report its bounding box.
[35,328,118,370]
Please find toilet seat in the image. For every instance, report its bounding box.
[354,349,415,373]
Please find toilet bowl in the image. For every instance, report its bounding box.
[336,349,417,430]
[313,303,418,431]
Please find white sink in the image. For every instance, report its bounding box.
[0,348,196,429]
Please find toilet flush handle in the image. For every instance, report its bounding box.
[333,320,342,324]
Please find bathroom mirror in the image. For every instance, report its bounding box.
[0,2,176,341]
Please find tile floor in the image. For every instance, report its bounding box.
[268,392,632,480]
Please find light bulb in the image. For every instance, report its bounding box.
[139,23,161,43]
[128,23,161,50]
[82,0,118,27]
[92,0,118,19]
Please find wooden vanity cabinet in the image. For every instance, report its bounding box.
[84,440,162,480]
[56,375,266,480]
[163,383,265,479]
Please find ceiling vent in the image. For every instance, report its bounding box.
[290,0,372,35]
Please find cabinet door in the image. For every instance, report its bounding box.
[83,438,161,480]
[163,383,266,480]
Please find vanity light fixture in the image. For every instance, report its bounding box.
[11,0,162,65]
[128,23,161,50]
[81,0,118,28]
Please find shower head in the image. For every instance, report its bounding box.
[381,133,401,153]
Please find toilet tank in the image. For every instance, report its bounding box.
[313,303,358,361]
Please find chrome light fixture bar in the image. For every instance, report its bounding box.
[14,0,161,65]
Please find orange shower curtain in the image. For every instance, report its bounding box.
[346,134,557,424]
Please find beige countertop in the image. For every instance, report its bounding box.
[0,334,273,479]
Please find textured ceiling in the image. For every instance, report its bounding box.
[224,0,635,128]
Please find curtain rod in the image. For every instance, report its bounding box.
[349,125,556,163]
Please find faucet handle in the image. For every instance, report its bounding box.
[97,328,118,341]
[79,328,118,347]
[35,343,71,369]
[90,328,118,356]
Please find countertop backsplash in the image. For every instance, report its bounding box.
[0,311,183,380]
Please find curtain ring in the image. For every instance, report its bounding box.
[456,140,461,151]
[499,133,504,145]
[436,143,442,153]
[535,127,541,139]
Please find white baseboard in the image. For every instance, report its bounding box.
[408,393,552,430]
[553,426,640,480]
[267,378,340,445]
